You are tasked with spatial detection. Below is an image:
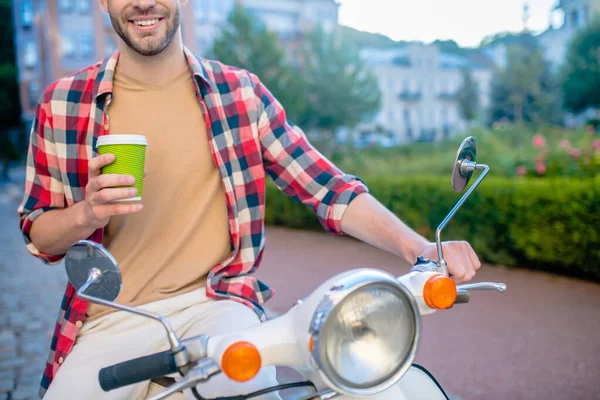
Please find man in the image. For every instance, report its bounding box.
[18,0,481,398]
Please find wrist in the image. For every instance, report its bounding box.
[404,238,433,265]
[73,202,95,232]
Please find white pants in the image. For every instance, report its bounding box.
[44,288,280,400]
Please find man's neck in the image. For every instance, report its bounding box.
[116,37,188,86]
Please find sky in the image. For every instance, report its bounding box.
[338,0,562,48]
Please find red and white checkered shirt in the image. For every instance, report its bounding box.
[17,47,368,397]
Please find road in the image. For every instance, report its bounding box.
[1,178,599,400]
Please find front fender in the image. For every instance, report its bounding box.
[325,365,450,400]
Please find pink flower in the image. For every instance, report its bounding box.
[516,165,527,176]
[560,139,571,150]
[570,148,582,158]
[535,161,547,175]
[532,134,547,148]
[593,139,600,152]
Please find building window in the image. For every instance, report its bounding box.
[61,36,76,58]
[20,0,33,28]
[76,0,91,14]
[79,35,95,58]
[23,42,38,68]
[28,81,41,107]
[59,0,74,12]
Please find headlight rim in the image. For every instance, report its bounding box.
[308,269,421,396]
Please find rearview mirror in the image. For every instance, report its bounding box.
[451,136,476,193]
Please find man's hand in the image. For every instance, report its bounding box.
[77,154,144,230]
[419,241,481,283]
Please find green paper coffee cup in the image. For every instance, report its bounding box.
[96,134,148,202]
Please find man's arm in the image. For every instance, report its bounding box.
[340,193,481,282]
[27,154,143,257]
[340,193,429,265]
[251,73,367,235]
[29,202,96,257]
[18,94,143,262]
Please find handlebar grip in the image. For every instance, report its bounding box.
[99,350,178,392]
[455,289,471,304]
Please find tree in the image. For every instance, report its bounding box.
[456,66,480,122]
[0,0,24,179]
[489,44,561,125]
[210,6,306,123]
[299,26,381,153]
[562,17,600,114]
[0,0,15,64]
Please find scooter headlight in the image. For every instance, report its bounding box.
[309,270,420,396]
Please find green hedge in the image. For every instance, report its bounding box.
[265,176,600,280]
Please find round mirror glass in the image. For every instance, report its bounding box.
[65,240,122,301]
[451,136,477,192]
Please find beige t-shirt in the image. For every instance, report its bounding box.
[86,66,231,321]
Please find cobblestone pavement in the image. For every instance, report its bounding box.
[0,176,67,400]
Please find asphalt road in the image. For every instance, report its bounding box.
[1,178,599,400]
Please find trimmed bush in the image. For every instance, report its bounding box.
[265,175,600,280]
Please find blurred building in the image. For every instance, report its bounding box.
[537,0,600,126]
[538,0,600,67]
[359,44,494,145]
[11,0,338,127]
[241,0,339,62]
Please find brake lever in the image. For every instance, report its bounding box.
[457,282,507,292]
[146,358,220,400]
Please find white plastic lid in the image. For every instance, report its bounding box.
[97,134,148,146]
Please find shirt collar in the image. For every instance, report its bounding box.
[92,46,214,99]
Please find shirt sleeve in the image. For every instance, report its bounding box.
[251,73,369,235]
[17,96,66,265]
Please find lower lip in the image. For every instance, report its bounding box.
[130,19,162,32]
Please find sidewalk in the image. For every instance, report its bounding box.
[0,169,67,400]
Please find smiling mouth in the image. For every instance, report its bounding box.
[129,18,164,30]
[134,18,159,26]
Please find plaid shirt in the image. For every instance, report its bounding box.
[17,47,368,397]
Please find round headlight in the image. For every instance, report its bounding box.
[310,270,420,396]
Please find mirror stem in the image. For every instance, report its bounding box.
[435,163,489,275]
[79,268,103,294]
[77,277,186,356]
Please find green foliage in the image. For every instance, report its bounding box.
[210,6,306,123]
[299,26,382,133]
[265,175,600,280]
[480,31,539,50]
[339,26,404,49]
[0,0,15,65]
[489,44,562,125]
[0,64,22,129]
[561,17,600,113]
[456,67,479,122]
[211,8,381,155]
[329,126,600,180]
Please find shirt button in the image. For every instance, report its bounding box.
[75,321,83,328]
[58,357,64,364]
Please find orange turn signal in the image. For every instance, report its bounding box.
[423,274,457,309]
[222,341,262,382]
[308,336,315,352]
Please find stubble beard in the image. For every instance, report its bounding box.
[108,4,180,57]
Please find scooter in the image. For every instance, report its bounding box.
[63,136,507,400]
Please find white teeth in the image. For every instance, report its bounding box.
[134,19,159,26]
